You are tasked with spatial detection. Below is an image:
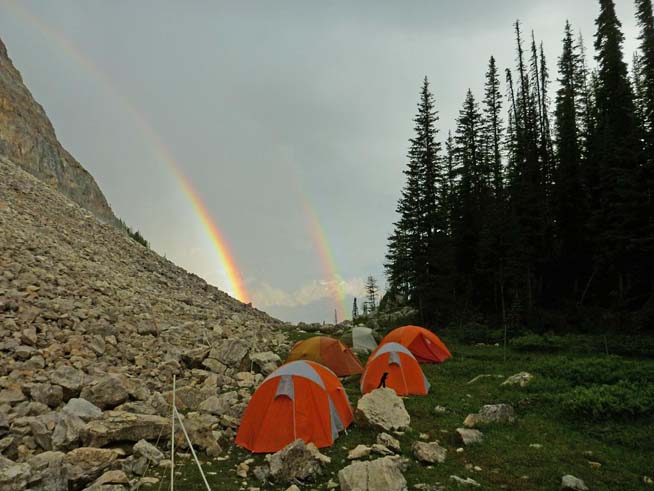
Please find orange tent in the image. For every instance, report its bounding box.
[378,325,452,363]
[235,360,353,453]
[360,342,429,396]
[285,336,363,376]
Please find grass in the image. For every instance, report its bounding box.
[142,332,654,490]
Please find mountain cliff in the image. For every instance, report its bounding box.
[0,37,117,225]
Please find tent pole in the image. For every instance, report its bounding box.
[170,374,175,491]
[175,407,212,491]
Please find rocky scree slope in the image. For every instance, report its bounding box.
[0,36,117,225]
[0,158,288,489]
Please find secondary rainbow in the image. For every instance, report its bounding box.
[6,1,248,302]
[298,193,349,322]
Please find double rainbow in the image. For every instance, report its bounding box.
[6,2,355,319]
[6,1,248,302]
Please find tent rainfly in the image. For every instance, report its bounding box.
[235,360,353,453]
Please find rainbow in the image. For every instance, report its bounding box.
[295,187,349,322]
[5,1,248,302]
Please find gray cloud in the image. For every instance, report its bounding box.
[0,0,640,321]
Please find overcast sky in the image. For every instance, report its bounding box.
[0,0,640,322]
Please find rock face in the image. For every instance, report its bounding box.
[0,37,117,225]
[0,155,286,475]
[338,456,408,491]
[0,157,287,488]
[355,388,410,431]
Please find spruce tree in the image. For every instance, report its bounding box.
[352,297,358,321]
[386,77,451,319]
[591,0,644,303]
[636,0,654,149]
[365,276,379,312]
[634,0,654,299]
[553,21,589,298]
[453,90,485,304]
[480,56,507,320]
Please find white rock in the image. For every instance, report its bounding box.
[501,372,534,387]
[355,388,410,431]
[338,456,407,491]
[561,474,589,490]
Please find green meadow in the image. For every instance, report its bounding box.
[144,333,654,490]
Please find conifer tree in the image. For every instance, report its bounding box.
[386,77,450,318]
[453,90,484,302]
[365,275,379,312]
[352,297,358,321]
[636,0,654,150]
[634,0,654,292]
[553,21,589,297]
[591,0,644,303]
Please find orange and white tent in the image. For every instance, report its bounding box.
[378,325,452,363]
[235,360,353,453]
[360,342,430,396]
[286,336,363,376]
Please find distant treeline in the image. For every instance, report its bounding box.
[384,0,654,332]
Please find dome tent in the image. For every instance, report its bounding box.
[360,342,429,396]
[352,326,378,354]
[378,325,451,363]
[286,336,363,376]
[235,360,353,453]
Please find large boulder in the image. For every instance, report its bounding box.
[80,376,129,410]
[355,388,410,431]
[63,448,119,485]
[133,439,164,464]
[412,441,447,464]
[561,475,589,490]
[162,386,213,412]
[181,348,210,369]
[198,391,239,416]
[209,339,250,370]
[63,398,103,422]
[456,428,484,446]
[83,470,129,490]
[26,451,67,491]
[463,404,515,427]
[84,411,170,447]
[173,413,222,457]
[0,460,31,491]
[50,366,85,399]
[51,412,87,450]
[30,383,64,408]
[377,433,401,453]
[501,372,534,387]
[338,456,407,491]
[250,351,281,375]
[267,439,328,483]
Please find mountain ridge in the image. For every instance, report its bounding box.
[0,36,117,225]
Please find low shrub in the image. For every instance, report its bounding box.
[562,381,654,419]
[458,322,503,344]
[510,333,565,352]
[534,356,654,387]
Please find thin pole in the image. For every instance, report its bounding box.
[175,407,212,491]
[170,374,175,491]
